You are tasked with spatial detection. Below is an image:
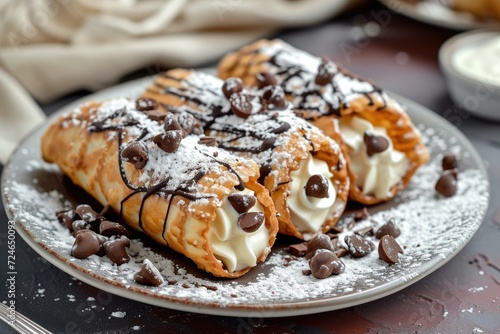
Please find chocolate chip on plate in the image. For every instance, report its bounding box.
[57,209,78,230]
[163,113,185,134]
[198,136,218,147]
[104,236,130,265]
[99,221,128,237]
[255,72,277,89]
[228,193,257,213]
[229,93,253,119]
[153,131,183,153]
[121,142,148,169]
[353,207,370,221]
[375,218,401,239]
[442,154,459,171]
[364,132,389,156]
[435,171,457,197]
[345,234,375,258]
[136,97,158,111]
[222,77,244,99]
[262,85,287,110]
[306,234,335,259]
[237,212,265,233]
[75,204,100,223]
[378,235,404,264]
[134,259,164,286]
[71,220,92,234]
[71,230,101,259]
[288,242,307,257]
[176,112,203,135]
[309,249,344,279]
[354,226,374,237]
[315,60,336,86]
[305,175,329,199]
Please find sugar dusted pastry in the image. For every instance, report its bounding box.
[142,69,349,240]
[41,98,279,278]
[218,39,429,204]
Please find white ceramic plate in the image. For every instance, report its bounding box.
[1,78,489,317]
[379,0,500,30]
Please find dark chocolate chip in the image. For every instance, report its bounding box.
[262,85,287,109]
[442,154,459,171]
[121,142,148,169]
[335,248,348,258]
[57,209,77,231]
[103,236,130,265]
[302,269,312,276]
[75,204,100,223]
[222,77,244,99]
[435,171,457,197]
[305,175,329,198]
[306,234,335,259]
[271,122,291,134]
[99,221,128,237]
[237,212,265,233]
[353,207,369,221]
[153,131,183,153]
[164,113,185,135]
[288,243,308,257]
[330,256,346,275]
[378,235,404,264]
[136,97,158,111]
[315,60,336,86]
[258,164,272,184]
[260,137,276,151]
[345,234,375,258]
[72,220,92,234]
[176,112,203,135]
[329,226,344,234]
[255,72,277,89]
[355,227,374,237]
[143,109,167,122]
[309,249,341,279]
[364,132,389,156]
[375,218,401,239]
[228,193,257,213]
[198,136,218,147]
[134,259,164,286]
[71,230,100,259]
[229,93,253,119]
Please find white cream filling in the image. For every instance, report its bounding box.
[288,154,336,233]
[339,116,408,199]
[209,189,269,272]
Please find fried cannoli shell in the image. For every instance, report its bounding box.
[218,39,429,204]
[41,100,278,278]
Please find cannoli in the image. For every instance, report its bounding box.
[41,98,279,278]
[142,69,349,240]
[218,39,429,204]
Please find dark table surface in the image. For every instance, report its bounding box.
[1,2,499,333]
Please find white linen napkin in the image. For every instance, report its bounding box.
[0,0,364,164]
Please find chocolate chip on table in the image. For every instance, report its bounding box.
[237,212,265,233]
[229,93,253,119]
[104,236,131,265]
[442,154,459,171]
[345,234,375,258]
[378,235,404,264]
[255,72,278,89]
[309,249,344,279]
[222,77,244,99]
[306,234,335,259]
[228,193,257,213]
[71,229,101,259]
[288,242,308,257]
[435,170,457,197]
[305,174,329,199]
[176,112,203,135]
[153,130,183,153]
[315,60,336,86]
[364,132,389,156]
[164,113,185,134]
[134,259,164,286]
[262,85,287,110]
[121,142,148,169]
[75,204,100,223]
[375,218,401,239]
[99,221,128,237]
[198,136,218,147]
[136,97,158,111]
[57,209,77,230]
[143,109,167,122]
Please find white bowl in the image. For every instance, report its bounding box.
[439,30,500,122]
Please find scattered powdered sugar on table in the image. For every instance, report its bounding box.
[2,123,489,309]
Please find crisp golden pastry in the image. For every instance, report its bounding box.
[452,0,500,20]
[41,98,279,278]
[218,39,429,205]
[142,69,349,240]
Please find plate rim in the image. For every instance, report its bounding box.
[1,77,490,318]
